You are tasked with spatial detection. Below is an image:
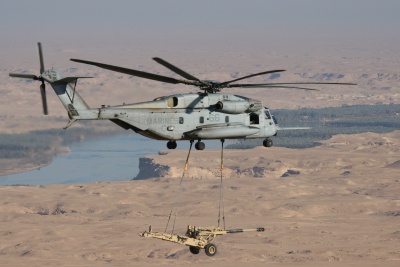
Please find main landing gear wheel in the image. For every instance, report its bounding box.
[195,141,205,150]
[189,246,200,255]
[263,138,273,147]
[167,140,177,149]
[204,243,217,257]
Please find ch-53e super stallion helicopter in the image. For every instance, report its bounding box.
[10,43,355,150]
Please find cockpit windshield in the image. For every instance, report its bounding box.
[272,115,278,125]
[264,110,272,119]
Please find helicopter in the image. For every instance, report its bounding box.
[9,43,356,150]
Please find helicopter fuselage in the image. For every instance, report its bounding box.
[74,92,278,142]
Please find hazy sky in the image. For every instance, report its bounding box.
[1,0,399,54]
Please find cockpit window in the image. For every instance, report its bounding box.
[272,115,278,125]
[264,110,271,119]
[249,113,259,125]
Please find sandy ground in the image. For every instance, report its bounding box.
[1,131,399,266]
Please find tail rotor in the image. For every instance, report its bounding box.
[9,42,49,115]
[40,82,48,115]
[37,42,45,74]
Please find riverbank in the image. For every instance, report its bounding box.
[0,123,124,177]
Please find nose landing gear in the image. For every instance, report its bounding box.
[263,138,273,147]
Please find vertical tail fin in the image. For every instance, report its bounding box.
[50,76,92,117]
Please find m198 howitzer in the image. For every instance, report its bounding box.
[139,225,265,256]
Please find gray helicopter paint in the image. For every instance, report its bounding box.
[47,85,275,141]
[52,88,274,140]
[34,69,281,142]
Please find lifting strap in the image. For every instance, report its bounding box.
[164,140,194,234]
[218,139,226,230]
[164,139,226,234]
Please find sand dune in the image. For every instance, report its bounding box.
[1,132,399,266]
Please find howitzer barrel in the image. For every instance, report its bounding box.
[226,227,265,234]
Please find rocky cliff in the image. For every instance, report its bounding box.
[134,151,302,180]
[134,131,400,181]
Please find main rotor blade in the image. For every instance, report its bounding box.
[227,82,357,89]
[70,58,199,86]
[37,42,45,74]
[220,70,286,85]
[153,57,204,83]
[40,83,48,115]
[228,84,320,90]
[254,85,320,91]
[9,73,38,79]
[248,82,357,86]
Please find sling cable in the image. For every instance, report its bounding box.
[140,139,264,257]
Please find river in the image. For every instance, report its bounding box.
[0,134,221,186]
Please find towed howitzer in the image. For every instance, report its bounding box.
[140,225,265,256]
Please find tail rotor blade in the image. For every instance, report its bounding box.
[40,83,48,115]
[9,73,38,79]
[37,42,45,74]
[10,42,50,115]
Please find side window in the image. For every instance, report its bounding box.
[179,117,184,124]
[225,116,229,123]
[250,113,259,125]
[167,96,178,108]
[199,116,204,123]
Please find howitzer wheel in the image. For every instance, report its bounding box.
[204,243,217,257]
[189,246,200,255]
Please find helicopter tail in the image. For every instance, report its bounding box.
[49,76,93,119]
[9,43,97,120]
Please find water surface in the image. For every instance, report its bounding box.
[0,135,221,186]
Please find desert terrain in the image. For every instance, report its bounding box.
[1,36,399,267]
[0,131,399,266]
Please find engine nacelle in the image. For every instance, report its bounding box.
[215,101,250,114]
